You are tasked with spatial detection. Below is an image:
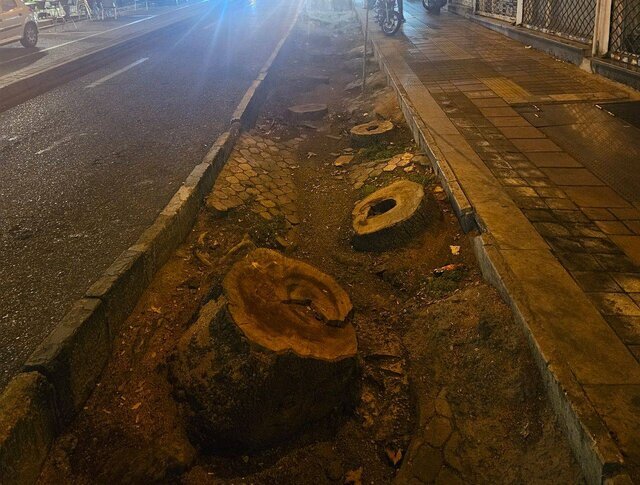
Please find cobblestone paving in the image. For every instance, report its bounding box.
[207,133,302,225]
[398,389,464,485]
[346,152,428,189]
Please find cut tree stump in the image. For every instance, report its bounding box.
[170,249,359,451]
[287,103,329,123]
[350,120,394,146]
[352,180,426,251]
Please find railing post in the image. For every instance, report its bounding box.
[515,0,524,25]
[592,0,613,56]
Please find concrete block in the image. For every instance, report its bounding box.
[0,372,56,485]
[24,298,109,425]
[85,248,149,335]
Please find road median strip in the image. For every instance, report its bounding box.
[0,2,303,482]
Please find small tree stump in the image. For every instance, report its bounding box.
[170,249,358,451]
[287,103,328,123]
[350,120,394,146]
[352,180,426,251]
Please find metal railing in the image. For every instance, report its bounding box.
[522,0,597,43]
[609,0,640,65]
[475,0,517,21]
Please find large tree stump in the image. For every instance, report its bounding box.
[352,180,427,251]
[170,249,358,451]
[350,120,394,146]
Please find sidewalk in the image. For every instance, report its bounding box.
[357,1,640,483]
[0,0,208,107]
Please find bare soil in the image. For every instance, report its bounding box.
[38,7,584,485]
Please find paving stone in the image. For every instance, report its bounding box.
[595,221,634,235]
[552,210,588,223]
[526,178,553,187]
[610,208,640,220]
[522,209,556,222]
[526,152,582,168]
[534,222,571,237]
[424,416,452,448]
[514,197,547,209]
[588,293,640,316]
[535,187,566,199]
[610,236,640,266]
[487,116,531,127]
[582,208,617,221]
[611,273,640,293]
[547,237,584,253]
[480,107,519,117]
[583,384,640,475]
[563,187,632,208]
[443,431,462,471]
[512,138,562,153]
[594,253,638,272]
[498,126,545,139]
[579,237,624,254]
[557,252,603,271]
[542,168,605,186]
[435,468,464,485]
[605,316,640,344]
[567,224,607,239]
[573,272,621,292]
[545,198,577,210]
[506,187,538,198]
[625,221,640,235]
[517,168,546,178]
[412,444,443,483]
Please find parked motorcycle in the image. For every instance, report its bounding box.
[422,0,446,13]
[370,0,401,36]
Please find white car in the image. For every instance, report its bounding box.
[0,0,38,48]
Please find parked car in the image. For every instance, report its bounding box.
[0,0,38,48]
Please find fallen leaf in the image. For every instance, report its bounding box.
[385,447,403,466]
[131,402,142,411]
[450,245,461,256]
[433,263,465,276]
[150,306,162,314]
[344,467,363,485]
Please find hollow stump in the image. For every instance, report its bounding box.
[170,249,359,451]
[352,179,427,251]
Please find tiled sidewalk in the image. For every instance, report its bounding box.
[357,1,640,482]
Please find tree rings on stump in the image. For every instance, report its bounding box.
[352,180,426,251]
[350,120,394,146]
[170,249,358,451]
[287,103,328,123]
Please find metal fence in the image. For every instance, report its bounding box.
[609,0,640,65]
[475,0,517,20]
[522,0,597,43]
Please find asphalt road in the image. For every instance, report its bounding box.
[0,0,301,390]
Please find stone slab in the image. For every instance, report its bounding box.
[0,372,56,485]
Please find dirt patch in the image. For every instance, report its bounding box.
[38,7,583,485]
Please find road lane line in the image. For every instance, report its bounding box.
[85,57,148,88]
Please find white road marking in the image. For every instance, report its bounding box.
[85,57,148,88]
[35,133,86,155]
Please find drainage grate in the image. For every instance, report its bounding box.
[597,100,640,129]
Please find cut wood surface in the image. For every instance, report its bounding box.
[170,249,359,450]
[352,179,426,251]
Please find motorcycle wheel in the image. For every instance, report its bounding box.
[381,10,401,35]
[422,0,443,13]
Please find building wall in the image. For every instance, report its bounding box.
[448,0,474,15]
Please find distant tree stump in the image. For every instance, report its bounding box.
[287,103,328,123]
[350,120,394,146]
[352,180,426,251]
[170,249,359,451]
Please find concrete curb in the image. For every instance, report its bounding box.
[353,6,635,484]
[0,2,304,482]
[0,4,204,113]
